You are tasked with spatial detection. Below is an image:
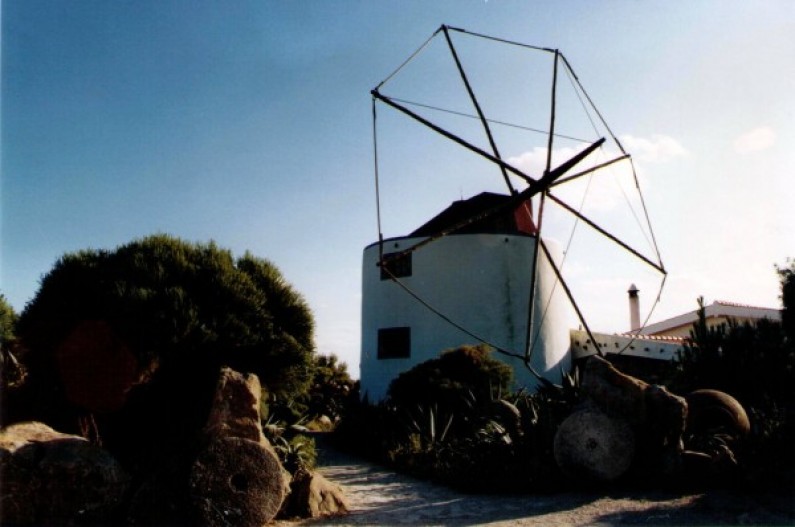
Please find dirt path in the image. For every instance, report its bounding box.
[281,443,794,526]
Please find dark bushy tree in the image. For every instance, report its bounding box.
[777,259,795,341]
[1,293,25,397]
[387,344,513,411]
[13,235,315,473]
[305,353,355,423]
[670,300,793,411]
[668,262,795,489]
[0,293,17,347]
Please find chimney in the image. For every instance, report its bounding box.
[628,284,640,332]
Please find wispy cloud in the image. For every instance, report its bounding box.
[620,134,687,163]
[506,134,681,212]
[733,126,776,154]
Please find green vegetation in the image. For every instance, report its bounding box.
[333,345,576,492]
[0,293,17,347]
[667,261,795,490]
[337,262,793,493]
[387,344,513,413]
[6,235,318,475]
[0,293,25,393]
[3,235,791,494]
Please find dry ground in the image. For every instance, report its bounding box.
[279,440,794,526]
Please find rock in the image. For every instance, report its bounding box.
[0,421,128,525]
[189,436,288,527]
[188,368,290,526]
[685,389,750,438]
[553,408,635,482]
[203,367,266,443]
[583,356,687,453]
[557,356,689,482]
[581,355,649,424]
[283,468,350,519]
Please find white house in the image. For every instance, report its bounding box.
[359,192,571,402]
[570,291,781,382]
[641,300,781,338]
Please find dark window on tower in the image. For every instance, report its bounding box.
[380,252,412,280]
[377,327,411,359]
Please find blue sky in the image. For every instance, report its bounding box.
[3,1,793,376]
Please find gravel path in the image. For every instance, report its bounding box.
[279,442,794,526]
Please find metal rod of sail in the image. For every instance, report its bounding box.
[371,90,537,186]
[544,50,559,175]
[525,50,560,360]
[546,192,666,274]
[441,25,516,195]
[550,154,631,188]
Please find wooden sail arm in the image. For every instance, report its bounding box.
[546,192,667,274]
[441,25,515,195]
[371,89,536,187]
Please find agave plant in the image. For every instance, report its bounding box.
[273,435,317,474]
[404,403,455,450]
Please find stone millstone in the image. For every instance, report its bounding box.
[686,389,750,438]
[0,421,129,525]
[189,436,287,527]
[554,408,635,482]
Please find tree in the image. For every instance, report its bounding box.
[667,262,795,489]
[14,235,315,461]
[1,293,25,395]
[387,344,513,412]
[0,293,17,347]
[776,259,795,341]
[305,353,355,422]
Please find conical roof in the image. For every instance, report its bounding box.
[409,192,536,237]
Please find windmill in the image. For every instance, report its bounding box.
[360,25,666,401]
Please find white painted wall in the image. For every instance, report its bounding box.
[569,329,684,362]
[360,233,571,401]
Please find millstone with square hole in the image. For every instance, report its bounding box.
[554,408,635,482]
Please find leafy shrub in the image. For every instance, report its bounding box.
[387,344,513,414]
[0,293,17,347]
[304,353,355,423]
[273,435,317,474]
[12,235,316,474]
[1,294,26,417]
[669,298,792,410]
[333,349,579,493]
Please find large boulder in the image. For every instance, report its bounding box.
[202,368,266,443]
[685,389,750,438]
[282,467,350,519]
[554,356,688,483]
[0,421,129,525]
[188,368,290,526]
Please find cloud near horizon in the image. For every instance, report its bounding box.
[619,134,687,163]
[733,126,776,154]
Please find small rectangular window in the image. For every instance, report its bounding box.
[378,327,411,359]
[380,252,412,280]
